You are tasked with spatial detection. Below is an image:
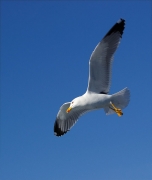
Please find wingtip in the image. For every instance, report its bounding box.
[117,18,125,24]
[54,120,68,137]
[104,18,125,38]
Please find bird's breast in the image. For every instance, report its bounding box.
[83,93,111,109]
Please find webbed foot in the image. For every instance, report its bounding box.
[110,102,123,117]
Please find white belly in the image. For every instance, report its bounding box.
[83,93,112,109]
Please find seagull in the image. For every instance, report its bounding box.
[54,18,130,136]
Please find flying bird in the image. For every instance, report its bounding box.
[54,18,130,136]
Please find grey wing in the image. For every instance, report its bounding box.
[87,18,125,94]
[54,102,89,136]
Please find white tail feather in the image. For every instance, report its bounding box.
[104,87,130,115]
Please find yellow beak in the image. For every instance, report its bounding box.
[66,107,72,113]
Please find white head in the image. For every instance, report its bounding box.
[66,97,82,113]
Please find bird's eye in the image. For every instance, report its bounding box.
[72,102,74,104]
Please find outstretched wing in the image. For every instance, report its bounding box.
[87,18,125,94]
[54,102,89,136]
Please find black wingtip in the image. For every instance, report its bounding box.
[54,120,68,137]
[104,18,125,38]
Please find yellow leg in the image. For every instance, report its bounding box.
[110,102,123,117]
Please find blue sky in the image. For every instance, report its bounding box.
[1,1,152,180]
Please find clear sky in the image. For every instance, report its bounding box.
[1,1,152,180]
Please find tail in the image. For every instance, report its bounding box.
[104,87,130,115]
